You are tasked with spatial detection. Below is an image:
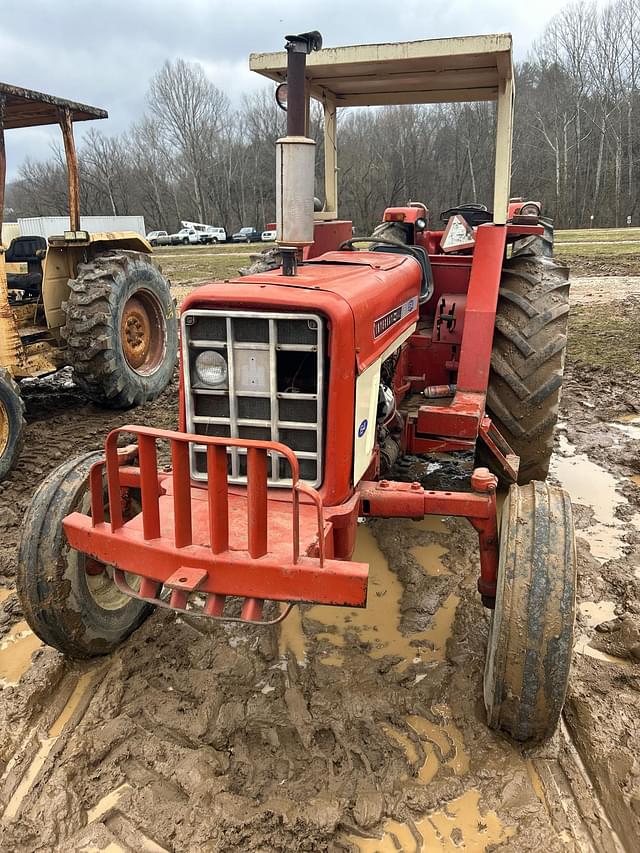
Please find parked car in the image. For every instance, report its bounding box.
[170,227,201,246]
[261,229,277,242]
[232,227,262,243]
[200,226,227,244]
[146,230,169,246]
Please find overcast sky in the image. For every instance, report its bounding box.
[1,0,570,180]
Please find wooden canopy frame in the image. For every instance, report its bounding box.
[0,83,107,232]
[250,34,514,223]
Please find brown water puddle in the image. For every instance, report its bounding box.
[346,788,514,852]
[279,605,306,664]
[0,621,43,686]
[279,523,457,668]
[576,601,632,667]
[280,524,495,848]
[409,543,450,577]
[613,413,640,439]
[551,435,637,563]
[580,600,617,627]
[383,707,468,787]
[302,526,457,670]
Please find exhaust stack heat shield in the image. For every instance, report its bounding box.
[276,135,315,248]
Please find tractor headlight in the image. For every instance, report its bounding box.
[195,350,228,386]
[520,202,540,216]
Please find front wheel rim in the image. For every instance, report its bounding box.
[120,289,167,376]
[84,557,141,611]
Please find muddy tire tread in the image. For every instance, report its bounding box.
[63,250,177,409]
[484,481,576,742]
[0,368,26,481]
[484,254,570,484]
[17,452,152,658]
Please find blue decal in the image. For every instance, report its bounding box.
[358,419,368,438]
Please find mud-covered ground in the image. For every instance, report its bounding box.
[0,264,638,851]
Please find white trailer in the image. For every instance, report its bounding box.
[18,215,146,239]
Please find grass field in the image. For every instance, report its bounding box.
[155,241,264,284]
[555,227,640,243]
[155,228,640,294]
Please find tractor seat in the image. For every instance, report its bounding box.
[5,235,46,295]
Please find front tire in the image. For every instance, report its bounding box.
[482,254,569,484]
[484,481,576,742]
[63,250,178,409]
[0,369,25,481]
[16,452,153,658]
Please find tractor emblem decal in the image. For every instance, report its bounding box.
[358,419,368,438]
[374,297,416,338]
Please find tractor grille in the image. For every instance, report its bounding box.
[182,309,324,487]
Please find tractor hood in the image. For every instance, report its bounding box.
[181,250,422,373]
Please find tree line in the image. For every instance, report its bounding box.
[6,0,640,233]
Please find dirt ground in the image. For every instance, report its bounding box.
[0,251,638,851]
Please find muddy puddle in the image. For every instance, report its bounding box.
[280,519,454,670]
[0,621,42,686]
[346,788,513,852]
[278,522,558,851]
[551,430,640,563]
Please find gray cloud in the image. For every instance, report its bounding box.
[1,0,565,179]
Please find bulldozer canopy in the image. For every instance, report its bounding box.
[0,83,107,130]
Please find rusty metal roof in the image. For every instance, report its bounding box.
[0,83,107,130]
[250,33,513,106]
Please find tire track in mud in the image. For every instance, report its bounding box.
[0,537,622,853]
[0,656,174,851]
[0,519,630,853]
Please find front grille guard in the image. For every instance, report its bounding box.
[87,425,335,626]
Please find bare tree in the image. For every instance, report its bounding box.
[147,59,229,223]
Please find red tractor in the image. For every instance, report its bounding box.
[17,32,575,743]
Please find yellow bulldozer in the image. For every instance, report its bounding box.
[0,84,177,480]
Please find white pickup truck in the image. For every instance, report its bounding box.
[176,221,227,244]
[170,227,201,245]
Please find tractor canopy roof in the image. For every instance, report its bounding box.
[250,33,514,224]
[0,82,107,130]
[249,33,513,107]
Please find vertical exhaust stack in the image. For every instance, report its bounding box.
[276,31,322,274]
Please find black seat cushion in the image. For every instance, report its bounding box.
[7,271,42,292]
[5,235,47,264]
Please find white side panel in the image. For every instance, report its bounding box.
[353,359,382,484]
[352,323,418,485]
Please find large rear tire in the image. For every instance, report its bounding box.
[482,254,569,484]
[0,369,25,481]
[511,217,555,258]
[63,250,178,409]
[16,451,153,658]
[484,481,576,742]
